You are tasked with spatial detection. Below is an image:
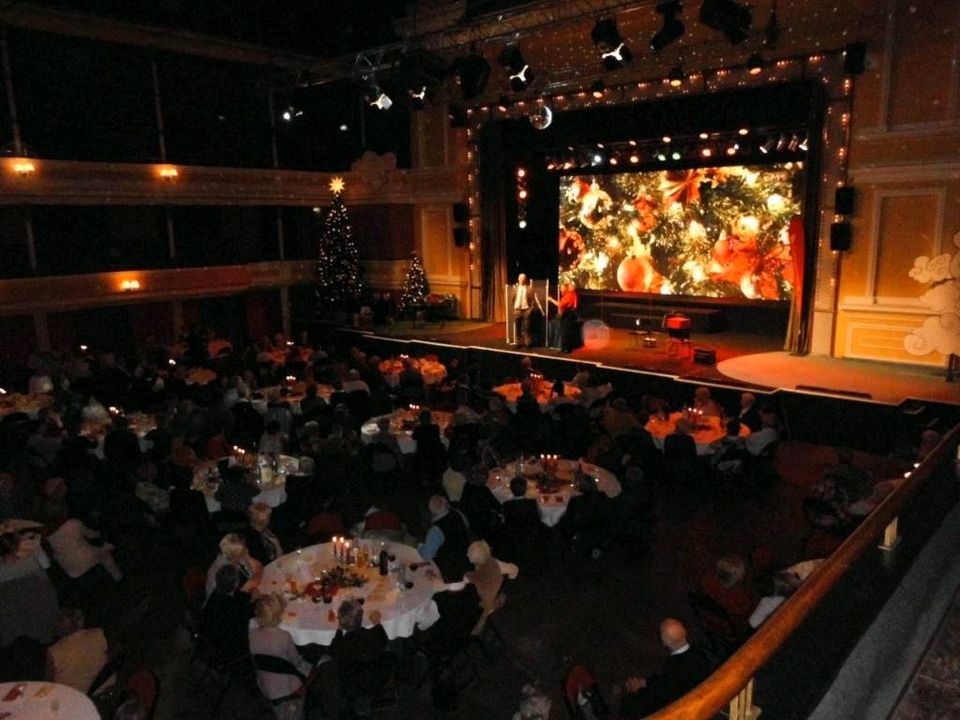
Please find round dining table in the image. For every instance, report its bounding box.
[378,358,447,387]
[487,458,621,527]
[250,384,335,416]
[259,541,440,647]
[82,412,156,460]
[645,412,749,455]
[0,682,99,720]
[193,454,299,513]
[360,409,453,454]
[492,381,582,413]
[0,393,54,420]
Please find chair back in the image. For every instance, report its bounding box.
[251,653,306,683]
[125,667,159,719]
[363,510,402,531]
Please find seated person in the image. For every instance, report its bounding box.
[710,419,748,470]
[244,502,284,565]
[205,533,263,600]
[46,608,113,693]
[459,471,504,540]
[620,619,712,719]
[341,369,370,396]
[214,466,258,514]
[699,554,758,638]
[827,447,873,503]
[558,474,609,540]
[330,599,388,673]
[502,477,540,527]
[603,397,639,440]
[367,416,401,456]
[692,386,722,417]
[663,419,697,458]
[249,594,312,718]
[749,571,797,629]
[744,412,779,456]
[442,452,471,504]
[258,419,287,456]
[737,392,762,432]
[418,495,471,583]
[201,564,253,660]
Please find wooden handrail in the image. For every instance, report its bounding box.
[649,423,960,720]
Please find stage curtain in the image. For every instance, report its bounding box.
[784,213,807,352]
[479,123,508,322]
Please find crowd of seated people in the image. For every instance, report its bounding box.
[0,325,932,719]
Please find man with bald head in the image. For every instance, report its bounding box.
[620,618,713,718]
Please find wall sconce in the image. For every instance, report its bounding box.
[120,279,141,291]
[13,161,36,177]
[157,166,179,180]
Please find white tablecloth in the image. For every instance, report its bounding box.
[645,412,749,455]
[0,682,99,720]
[83,413,156,460]
[488,458,621,527]
[194,455,298,513]
[0,394,54,420]
[492,382,582,413]
[251,385,335,416]
[259,541,440,647]
[360,410,453,455]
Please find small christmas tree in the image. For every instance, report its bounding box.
[316,176,364,314]
[399,252,429,313]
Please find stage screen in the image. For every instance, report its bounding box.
[558,164,804,301]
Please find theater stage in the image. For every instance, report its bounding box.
[364,321,960,406]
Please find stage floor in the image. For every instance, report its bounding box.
[368,321,960,406]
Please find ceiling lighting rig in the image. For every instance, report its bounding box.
[591,17,633,71]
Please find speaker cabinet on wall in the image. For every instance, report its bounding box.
[453,227,471,248]
[830,221,852,251]
[843,42,867,75]
[452,202,469,223]
[835,186,856,216]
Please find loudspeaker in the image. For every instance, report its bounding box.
[453,227,471,248]
[830,221,852,251]
[835,186,856,215]
[843,42,867,75]
[693,347,717,365]
[453,202,469,223]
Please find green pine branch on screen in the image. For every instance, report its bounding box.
[315,190,364,312]
[399,252,429,311]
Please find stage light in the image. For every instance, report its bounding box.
[409,86,428,109]
[499,45,534,92]
[726,145,737,155]
[671,150,681,160]
[370,91,392,110]
[451,51,491,101]
[662,136,672,143]
[339,124,349,132]
[518,219,527,229]
[738,127,749,135]
[497,95,510,112]
[590,79,606,98]
[628,140,637,146]
[282,109,292,121]
[651,1,685,53]
[700,0,753,45]
[518,189,528,199]
[701,147,713,157]
[592,153,603,165]
[667,65,685,87]
[798,135,809,152]
[516,168,526,178]
[629,154,640,164]
[699,132,709,139]
[747,52,764,75]
[656,150,667,162]
[13,160,36,177]
[759,138,775,154]
[776,133,787,151]
[592,17,633,70]
[609,156,618,166]
[787,134,800,151]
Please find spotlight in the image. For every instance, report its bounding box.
[738,127,749,135]
[701,147,713,157]
[699,132,710,139]
[667,65,685,87]
[629,154,640,164]
[699,0,753,45]
[651,1,685,53]
[609,156,619,166]
[747,52,764,75]
[776,133,787,151]
[409,86,428,110]
[496,95,511,113]
[759,137,776,154]
[662,136,672,143]
[592,17,633,70]
[499,45,534,92]
[726,145,737,155]
[370,91,392,110]
[452,51,491,100]
[798,135,809,151]
[656,150,667,162]
[787,134,800,151]
[281,106,301,122]
[339,124,349,132]
[592,152,603,165]
[671,150,681,160]
[590,79,606,98]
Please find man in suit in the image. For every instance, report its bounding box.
[512,274,542,348]
[418,495,472,583]
[620,618,712,718]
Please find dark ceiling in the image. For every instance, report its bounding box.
[23,0,412,57]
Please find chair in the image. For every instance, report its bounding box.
[251,653,307,705]
[687,589,746,658]
[125,667,160,719]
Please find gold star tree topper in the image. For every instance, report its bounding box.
[329,176,345,194]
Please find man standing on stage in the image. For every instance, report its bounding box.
[513,273,541,347]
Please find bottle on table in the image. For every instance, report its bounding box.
[378,542,389,576]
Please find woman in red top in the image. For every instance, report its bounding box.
[547,283,580,351]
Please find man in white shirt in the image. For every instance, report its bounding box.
[512,274,541,347]
[341,369,370,395]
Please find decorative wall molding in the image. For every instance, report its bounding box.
[0,260,314,315]
[850,162,960,184]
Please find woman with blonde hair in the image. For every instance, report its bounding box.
[204,532,263,600]
[250,594,313,720]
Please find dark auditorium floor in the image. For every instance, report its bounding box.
[143,441,908,720]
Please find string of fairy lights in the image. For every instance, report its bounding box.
[459,46,857,316]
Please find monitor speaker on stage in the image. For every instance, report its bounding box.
[453,227,471,247]
[453,202,469,223]
[835,186,855,216]
[830,221,852,252]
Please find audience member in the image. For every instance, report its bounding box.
[418,495,471,583]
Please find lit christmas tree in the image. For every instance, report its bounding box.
[399,252,429,313]
[315,176,364,313]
